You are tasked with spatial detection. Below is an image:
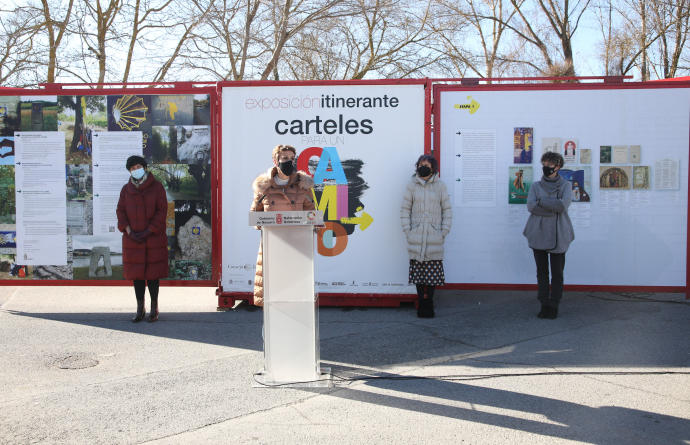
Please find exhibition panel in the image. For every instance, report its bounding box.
[434,81,690,290]
[218,80,429,304]
[0,84,219,286]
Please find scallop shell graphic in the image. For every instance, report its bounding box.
[112,95,148,130]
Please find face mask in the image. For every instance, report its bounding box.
[279,160,295,176]
[131,168,145,180]
[417,165,432,177]
[542,166,555,177]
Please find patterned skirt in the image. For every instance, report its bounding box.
[408,260,445,286]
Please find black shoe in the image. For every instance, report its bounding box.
[417,298,435,318]
[545,306,558,319]
[537,304,548,318]
[132,300,146,323]
[148,299,159,322]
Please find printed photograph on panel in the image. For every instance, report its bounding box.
[149,125,210,164]
[0,166,15,224]
[563,139,577,163]
[513,127,533,163]
[612,145,629,164]
[630,145,641,163]
[107,94,152,154]
[72,234,123,280]
[59,96,107,164]
[633,166,651,190]
[193,95,211,125]
[0,136,14,165]
[0,254,32,280]
[600,166,632,189]
[542,137,561,154]
[168,200,212,280]
[34,237,73,280]
[509,166,532,204]
[579,149,591,164]
[151,95,194,126]
[0,97,20,136]
[19,96,58,131]
[66,200,93,235]
[66,164,93,201]
[0,230,16,254]
[559,167,591,202]
[600,146,612,163]
[149,163,211,200]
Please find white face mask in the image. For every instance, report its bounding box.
[131,168,145,180]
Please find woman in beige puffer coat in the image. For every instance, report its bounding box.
[400,154,452,318]
[249,145,315,306]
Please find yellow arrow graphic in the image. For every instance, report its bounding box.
[340,206,374,231]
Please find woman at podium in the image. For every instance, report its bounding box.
[401,154,452,318]
[250,145,316,306]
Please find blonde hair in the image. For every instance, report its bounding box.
[272,144,297,162]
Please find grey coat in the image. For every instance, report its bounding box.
[400,173,452,261]
[523,175,575,253]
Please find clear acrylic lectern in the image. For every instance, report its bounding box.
[248,210,331,387]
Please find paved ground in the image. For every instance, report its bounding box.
[0,285,688,444]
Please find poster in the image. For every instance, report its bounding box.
[563,139,577,163]
[513,127,533,163]
[579,149,591,164]
[508,166,532,204]
[612,145,628,164]
[559,167,591,202]
[14,131,67,265]
[542,137,561,154]
[599,166,632,190]
[600,145,612,163]
[630,145,641,163]
[633,166,651,190]
[221,83,425,294]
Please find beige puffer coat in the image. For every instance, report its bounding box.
[400,173,452,262]
[250,168,316,306]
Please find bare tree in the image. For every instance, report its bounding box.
[0,5,42,86]
[432,0,516,78]
[649,0,690,78]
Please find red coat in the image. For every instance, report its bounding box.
[116,174,169,280]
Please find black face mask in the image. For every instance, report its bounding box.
[279,160,295,176]
[417,165,432,177]
[542,166,556,177]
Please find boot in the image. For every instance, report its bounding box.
[537,304,548,318]
[545,306,558,319]
[418,298,435,318]
[132,299,146,323]
[148,297,159,322]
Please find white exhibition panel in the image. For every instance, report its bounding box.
[221,83,425,294]
[438,86,690,286]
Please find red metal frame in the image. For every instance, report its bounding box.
[432,77,690,298]
[214,78,431,308]
[0,82,220,288]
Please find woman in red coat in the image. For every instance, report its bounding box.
[116,155,168,322]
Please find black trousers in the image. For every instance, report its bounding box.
[532,249,565,308]
[133,280,159,301]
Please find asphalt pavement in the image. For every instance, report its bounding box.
[1,285,688,444]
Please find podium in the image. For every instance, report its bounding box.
[248,210,331,387]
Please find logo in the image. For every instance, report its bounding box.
[454,96,480,114]
[306,211,316,221]
[275,213,283,224]
[192,226,201,235]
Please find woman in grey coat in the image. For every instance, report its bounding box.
[401,154,452,318]
[523,152,575,319]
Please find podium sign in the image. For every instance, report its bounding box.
[250,211,331,387]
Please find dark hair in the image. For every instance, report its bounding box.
[415,154,438,174]
[126,155,147,171]
[540,151,564,168]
